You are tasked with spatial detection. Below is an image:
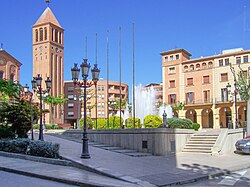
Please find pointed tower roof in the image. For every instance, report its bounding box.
[33,7,62,28]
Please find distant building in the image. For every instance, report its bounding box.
[161,48,250,129]
[64,79,128,127]
[0,49,21,82]
[145,83,163,111]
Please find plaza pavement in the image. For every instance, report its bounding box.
[0,132,250,186]
[44,133,250,186]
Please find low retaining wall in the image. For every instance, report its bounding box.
[62,128,194,156]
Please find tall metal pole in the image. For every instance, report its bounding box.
[106,30,109,127]
[95,33,98,129]
[119,26,122,128]
[132,23,135,128]
[234,78,238,128]
[39,86,44,141]
[81,78,90,158]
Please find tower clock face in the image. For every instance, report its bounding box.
[39,46,43,52]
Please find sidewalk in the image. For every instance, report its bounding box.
[44,133,250,186]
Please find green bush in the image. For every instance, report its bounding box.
[27,141,60,158]
[32,124,39,129]
[0,139,30,154]
[144,115,162,128]
[32,124,60,130]
[192,123,200,131]
[93,118,107,129]
[108,116,124,129]
[79,117,94,130]
[0,139,60,158]
[125,118,141,128]
[0,127,15,139]
[166,117,193,129]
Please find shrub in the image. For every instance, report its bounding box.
[125,118,141,128]
[0,139,60,158]
[0,127,15,139]
[144,115,162,128]
[108,116,124,129]
[32,124,40,129]
[27,141,60,158]
[45,124,59,129]
[167,117,193,129]
[79,117,94,130]
[192,123,200,131]
[93,118,107,129]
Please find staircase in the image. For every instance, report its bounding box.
[182,130,220,154]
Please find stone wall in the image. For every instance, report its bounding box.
[63,128,194,156]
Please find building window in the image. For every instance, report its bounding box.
[169,67,175,74]
[219,59,223,67]
[186,92,194,104]
[169,80,175,88]
[184,65,188,72]
[0,71,3,79]
[203,90,210,103]
[208,61,213,68]
[225,58,229,65]
[196,64,200,70]
[236,57,241,64]
[102,86,105,91]
[202,63,207,69]
[243,55,248,63]
[67,86,74,92]
[176,54,179,60]
[187,78,193,86]
[59,32,62,44]
[10,74,14,82]
[68,95,74,100]
[35,29,38,42]
[243,70,247,77]
[68,111,74,117]
[221,88,228,102]
[190,65,194,71]
[39,28,43,41]
[203,75,210,84]
[44,27,47,40]
[220,73,228,82]
[52,28,54,41]
[55,29,58,43]
[164,56,168,62]
[68,103,74,108]
[169,55,173,61]
[168,94,176,104]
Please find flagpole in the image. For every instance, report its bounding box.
[119,26,122,128]
[132,23,135,128]
[106,30,109,128]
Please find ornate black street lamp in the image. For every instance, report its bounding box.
[31,74,51,141]
[227,82,238,129]
[92,64,100,129]
[71,60,100,159]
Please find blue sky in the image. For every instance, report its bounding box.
[0,0,249,94]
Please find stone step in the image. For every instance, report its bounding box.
[183,146,212,150]
[187,141,215,144]
[191,136,218,139]
[182,149,212,154]
[185,144,214,147]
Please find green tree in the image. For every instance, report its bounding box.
[93,118,107,129]
[143,115,162,128]
[44,95,68,124]
[79,116,94,129]
[0,79,20,102]
[108,116,124,129]
[125,117,141,128]
[0,99,39,138]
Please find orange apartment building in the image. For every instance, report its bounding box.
[64,79,128,127]
[161,48,250,129]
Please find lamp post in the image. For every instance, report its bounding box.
[226,82,238,129]
[71,60,100,159]
[92,64,100,129]
[23,84,34,140]
[162,110,167,128]
[31,74,51,141]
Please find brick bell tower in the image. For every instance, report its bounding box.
[32,6,64,124]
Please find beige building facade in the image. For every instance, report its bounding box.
[161,48,250,129]
[32,7,64,124]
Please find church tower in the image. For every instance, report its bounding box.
[32,7,64,124]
